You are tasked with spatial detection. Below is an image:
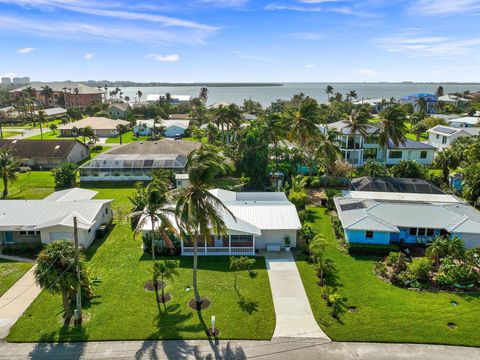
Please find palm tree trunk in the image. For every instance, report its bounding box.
[193,231,202,307]
[151,215,159,302]
[62,289,72,320]
[39,120,44,140]
[2,173,8,198]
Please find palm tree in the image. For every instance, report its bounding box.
[426,237,447,267]
[314,252,335,286]
[37,110,46,139]
[40,85,53,108]
[116,124,129,145]
[153,260,179,304]
[199,87,209,104]
[49,123,58,134]
[325,85,334,101]
[0,148,18,198]
[263,113,288,171]
[104,85,109,103]
[287,97,321,147]
[175,146,234,309]
[130,179,176,303]
[136,90,143,103]
[378,105,407,163]
[343,106,370,166]
[445,236,465,258]
[72,126,79,140]
[35,240,85,320]
[346,90,357,102]
[316,129,342,176]
[434,148,459,184]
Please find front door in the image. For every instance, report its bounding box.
[5,231,14,244]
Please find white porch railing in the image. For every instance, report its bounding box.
[182,246,255,256]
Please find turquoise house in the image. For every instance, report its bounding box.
[335,191,480,248]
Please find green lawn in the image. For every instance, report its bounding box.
[26,131,76,140]
[1,131,21,138]
[7,187,275,342]
[105,131,150,144]
[8,171,56,199]
[296,207,480,346]
[0,260,33,297]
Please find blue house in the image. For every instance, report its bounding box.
[335,191,480,248]
[400,93,438,114]
[133,119,190,138]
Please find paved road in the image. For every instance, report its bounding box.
[0,266,41,339]
[1,338,480,359]
[9,128,42,139]
[264,251,329,340]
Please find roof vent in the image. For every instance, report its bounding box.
[12,140,17,144]
[54,145,60,150]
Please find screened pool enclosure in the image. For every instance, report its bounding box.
[79,154,188,181]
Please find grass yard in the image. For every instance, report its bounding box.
[105,131,150,144]
[0,260,33,297]
[8,171,56,199]
[296,207,480,347]
[1,131,21,138]
[26,131,76,140]
[7,187,275,342]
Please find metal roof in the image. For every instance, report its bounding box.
[323,120,379,135]
[351,176,444,194]
[335,191,480,235]
[387,138,435,149]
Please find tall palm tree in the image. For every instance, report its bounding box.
[175,146,234,308]
[116,124,129,145]
[137,90,143,103]
[286,97,321,147]
[347,90,357,101]
[263,113,288,171]
[153,260,179,304]
[325,85,334,101]
[0,148,18,198]
[37,110,46,140]
[199,87,209,104]
[40,85,53,108]
[130,179,176,303]
[343,106,370,166]
[434,148,459,184]
[378,105,407,163]
[316,129,342,175]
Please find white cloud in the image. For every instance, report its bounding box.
[265,2,373,16]
[305,64,317,68]
[265,4,322,11]
[355,68,377,76]
[2,72,16,78]
[84,52,94,60]
[146,53,180,62]
[17,47,35,54]
[414,0,480,15]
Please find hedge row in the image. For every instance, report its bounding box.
[348,243,399,256]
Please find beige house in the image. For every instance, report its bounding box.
[59,117,130,137]
[0,139,89,169]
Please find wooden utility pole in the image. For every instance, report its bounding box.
[73,216,82,324]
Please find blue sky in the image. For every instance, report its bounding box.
[1,0,480,82]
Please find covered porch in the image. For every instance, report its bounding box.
[181,234,256,256]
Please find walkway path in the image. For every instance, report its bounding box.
[0,266,41,339]
[1,339,479,359]
[0,254,35,263]
[264,251,330,340]
[9,128,42,139]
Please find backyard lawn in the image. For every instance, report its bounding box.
[1,131,21,138]
[7,187,275,342]
[105,131,150,144]
[0,260,33,297]
[297,207,480,346]
[8,171,56,199]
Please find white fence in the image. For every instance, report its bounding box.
[182,246,255,256]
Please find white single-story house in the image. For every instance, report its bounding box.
[335,191,480,248]
[34,107,67,119]
[0,188,113,249]
[428,125,480,150]
[133,119,190,137]
[438,94,470,106]
[59,117,130,137]
[141,189,301,256]
[448,116,479,128]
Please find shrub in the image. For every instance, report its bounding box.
[348,243,399,256]
[51,162,78,188]
[325,188,341,210]
[385,252,399,267]
[91,145,103,151]
[408,258,433,282]
[331,216,344,240]
[299,223,314,246]
[2,243,43,259]
[309,177,321,188]
[288,189,308,209]
[17,166,31,173]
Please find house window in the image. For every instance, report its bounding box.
[19,231,27,236]
[365,136,378,144]
[442,136,447,144]
[389,151,402,159]
[365,231,374,239]
[105,208,109,215]
[364,148,378,160]
[230,235,253,246]
[409,228,417,236]
[436,134,440,139]
[426,228,434,236]
[420,151,428,159]
[417,228,426,236]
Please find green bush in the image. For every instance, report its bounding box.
[51,162,78,188]
[348,243,399,256]
[309,177,321,188]
[331,216,344,240]
[2,243,43,259]
[288,190,308,209]
[385,252,399,266]
[408,258,433,282]
[325,188,341,210]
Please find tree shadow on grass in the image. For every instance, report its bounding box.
[84,223,117,261]
[28,324,88,360]
[237,296,259,315]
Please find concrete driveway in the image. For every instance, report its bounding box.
[263,251,330,340]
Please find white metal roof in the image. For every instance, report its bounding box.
[341,190,460,203]
[448,117,479,126]
[0,189,112,231]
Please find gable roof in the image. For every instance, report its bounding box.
[106,139,200,155]
[59,117,129,130]
[351,176,444,194]
[387,138,435,149]
[0,139,88,159]
[448,117,479,126]
[428,125,480,137]
[108,103,130,112]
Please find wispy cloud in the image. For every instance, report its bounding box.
[146,53,180,62]
[17,47,35,54]
[264,4,322,11]
[0,15,214,45]
[379,34,480,56]
[265,2,374,16]
[413,0,480,15]
[84,52,94,60]
[2,72,16,78]
[355,68,377,76]
[305,64,317,68]
[290,32,323,40]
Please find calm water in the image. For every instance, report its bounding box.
[120,83,480,107]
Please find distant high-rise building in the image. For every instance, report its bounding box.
[1,77,11,85]
[12,77,30,85]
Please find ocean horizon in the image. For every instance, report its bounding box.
[120,82,480,107]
